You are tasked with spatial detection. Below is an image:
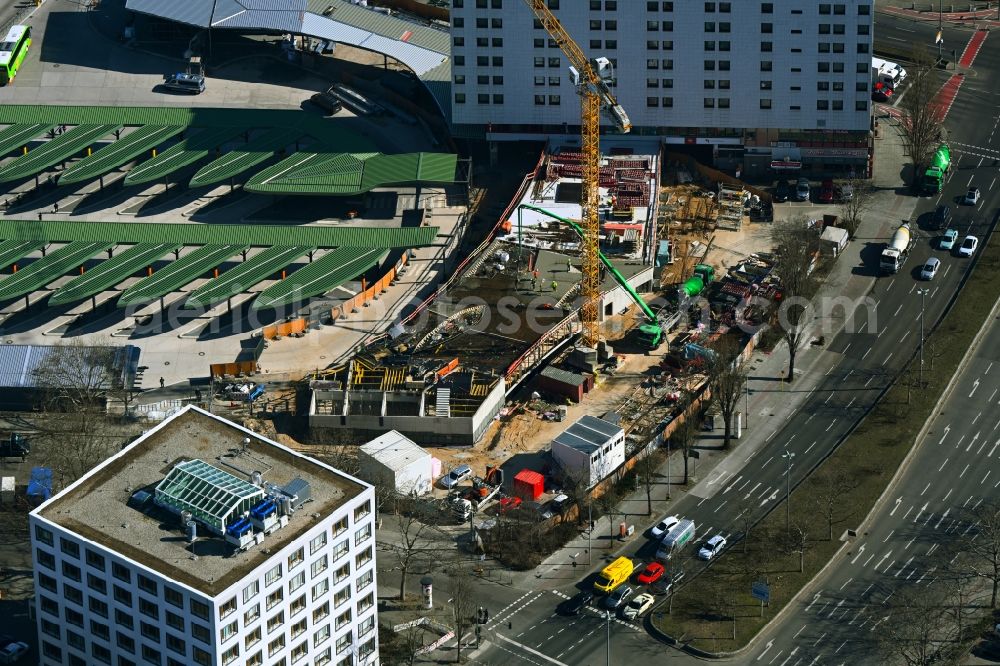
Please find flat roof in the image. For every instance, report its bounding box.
[553,415,623,455]
[36,407,367,597]
[359,431,429,472]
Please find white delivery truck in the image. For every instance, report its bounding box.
[871,56,907,87]
[655,519,696,561]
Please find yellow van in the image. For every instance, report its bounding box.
[594,556,634,593]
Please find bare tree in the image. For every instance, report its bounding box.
[449,563,478,663]
[838,176,873,239]
[25,341,142,487]
[810,468,858,540]
[785,524,809,573]
[707,336,749,449]
[392,497,433,601]
[639,446,657,516]
[771,219,820,382]
[670,392,702,485]
[897,45,943,189]
[876,582,964,666]
[964,502,1000,608]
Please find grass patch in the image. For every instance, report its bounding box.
[652,225,1000,653]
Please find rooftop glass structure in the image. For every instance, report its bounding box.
[154,459,264,535]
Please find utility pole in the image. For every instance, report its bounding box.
[782,449,795,530]
[917,288,928,387]
[605,610,612,666]
[588,503,592,565]
[744,383,750,428]
[937,0,944,61]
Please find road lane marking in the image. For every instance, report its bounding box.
[756,640,774,661]
[902,505,914,520]
[914,503,928,522]
[850,545,866,564]
[827,599,845,618]
[921,482,931,496]
[935,509,951,528]
[967,432,981,452]
[883,530,894,542]
[839,577,853,590]
[943,488,953,502]
[804,440,817,455]
[826,419,838,432]
[894,556,914,577]
[938,458,949,472]
[495,634,570,666]
[961,464,970,478]
[984,470,992,485]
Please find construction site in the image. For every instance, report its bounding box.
[304,136,789,513]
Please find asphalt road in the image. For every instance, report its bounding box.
[472,17,1000,666]
[874,10,972,63]
[752,296,1000,666]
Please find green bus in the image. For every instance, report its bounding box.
[0,25,31,86]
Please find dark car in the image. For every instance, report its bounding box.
[930,204,951,230]
[558,591,593,616]
[0,433,29,460]
[773,180,791,202]
[310,91,343,115]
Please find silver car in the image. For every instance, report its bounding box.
[604,585,633,610]
[919,257,940,281]
[440,464,472,489]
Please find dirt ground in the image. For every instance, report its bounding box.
[422,345,668,487]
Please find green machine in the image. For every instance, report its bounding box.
[921,143,951,194]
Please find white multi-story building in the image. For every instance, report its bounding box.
[29,406,378,666]
[450,0,874,177]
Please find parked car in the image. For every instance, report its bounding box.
[162,72,205,94]
[604,585,633,610]
[558,591,593,616]
[649,515,679,540]
[939,228,959,250]
[697,535,728,561]
[0,641,28,664]
[0,433,29,461]
[958,235,979,258]
[964,187,981,205]
[650,572,683,596]
[871,80,893,102]
[439,464,472,489]
[310,91,343,115]
[622,593,655,620]
[637,562,665,585]
[930,204,952,231]
[795,177,811,202]
[773,180,791,203]
[919,257,940,281]
[499,496,522,513]
[818,179,835,203]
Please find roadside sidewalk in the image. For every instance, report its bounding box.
[511,122,919,592]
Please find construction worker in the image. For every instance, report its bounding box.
[551,280,558,292]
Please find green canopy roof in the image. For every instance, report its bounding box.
[251,247,383,311]
[184,245,313,309]
[189,127,306,188]
[123,126,247,186]
[48,243,180,305]
[0,125,120,183]
[0,242,113,301]
[118,244,247,306]
[59,125,185,185]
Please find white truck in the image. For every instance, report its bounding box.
[871,57,907,87]
[879,222,914,274]
[655,519,696,561]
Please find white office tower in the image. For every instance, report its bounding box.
[30,406,378,666]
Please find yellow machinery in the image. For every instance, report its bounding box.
[522,1,632,346]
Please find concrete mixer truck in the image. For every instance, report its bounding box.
[879,222,915,274]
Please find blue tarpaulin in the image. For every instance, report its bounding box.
[27,466,52,501]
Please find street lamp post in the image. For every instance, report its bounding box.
[745,382,750,428]
[917,288,929,386]
[782,450,795,529]
[605,610,612,666]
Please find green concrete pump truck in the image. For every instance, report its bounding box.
[921,143,951,194]
[518,204,711,350]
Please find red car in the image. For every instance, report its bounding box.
[818,179,835,203]
[637,562,665,585]
[499,496,522,513]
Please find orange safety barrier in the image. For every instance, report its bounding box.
[210,361,256,378]
[262,317,307,340]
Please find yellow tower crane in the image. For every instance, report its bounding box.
[522,0,632,347]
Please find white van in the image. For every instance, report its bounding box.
[871,57,907,87]
[655,519,696,561]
